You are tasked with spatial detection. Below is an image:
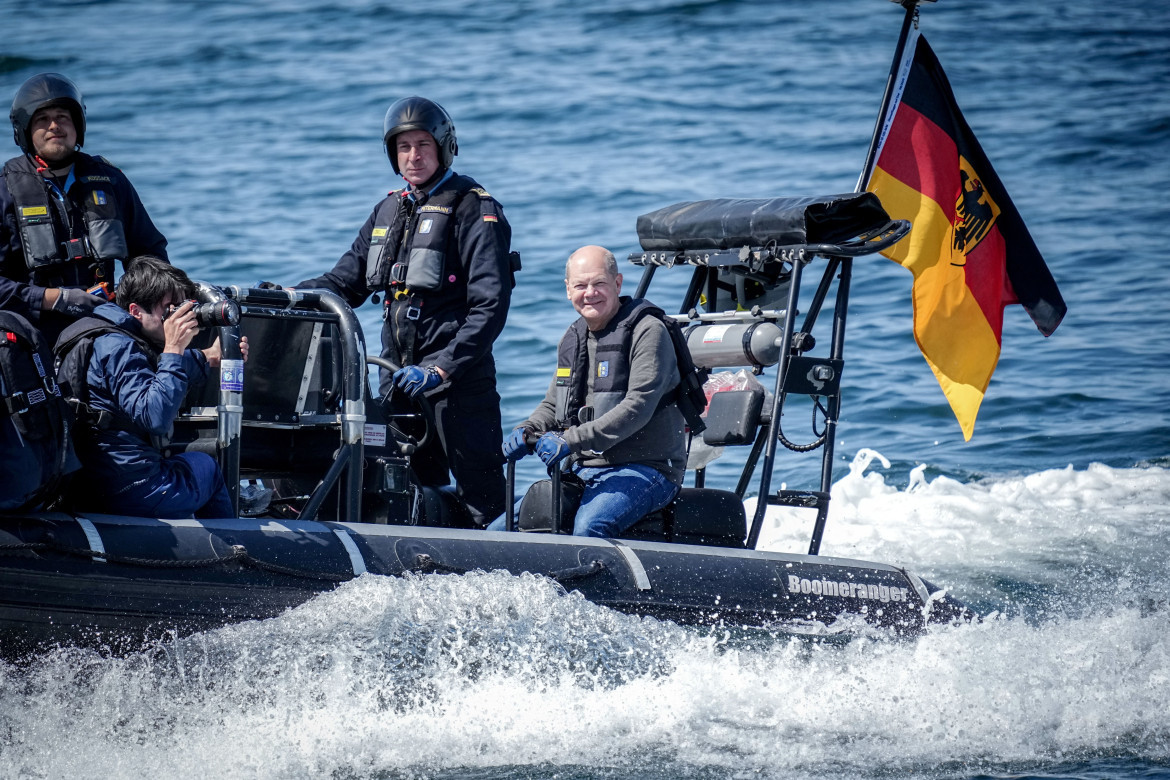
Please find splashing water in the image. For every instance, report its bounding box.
[4,461,1169,779]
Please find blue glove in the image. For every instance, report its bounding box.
[393,364,442,398]
[533,431,571,468]
[502,427,532,462]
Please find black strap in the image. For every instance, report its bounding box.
[387,293,424,368]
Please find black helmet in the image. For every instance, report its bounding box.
[10,73,86,154]
[382,96,457,175]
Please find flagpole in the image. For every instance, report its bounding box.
[855,0,930,192]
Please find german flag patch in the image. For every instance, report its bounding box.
[482,214,498,223]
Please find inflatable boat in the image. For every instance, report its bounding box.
[0,192,970,657]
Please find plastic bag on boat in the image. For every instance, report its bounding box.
[688,371,768,470]
[701,369,765,414]
[685,436,723,471]
[238,479,274,517]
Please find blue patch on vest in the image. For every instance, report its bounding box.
[597,361,609,378]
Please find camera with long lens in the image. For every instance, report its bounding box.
[165,299,241,328]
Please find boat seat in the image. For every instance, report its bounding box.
[623,488,747,548]
[514,477,583,533]
[516,477,746,548]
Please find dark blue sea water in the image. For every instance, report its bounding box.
[2,1,1169,778]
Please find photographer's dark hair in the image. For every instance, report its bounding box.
[116,256,196,312]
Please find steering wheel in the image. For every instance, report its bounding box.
[366,355,434,452]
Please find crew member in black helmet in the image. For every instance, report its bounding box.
[294,96,517,527]
[0,73,168,342]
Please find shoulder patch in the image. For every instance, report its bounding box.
[477,190,502,223]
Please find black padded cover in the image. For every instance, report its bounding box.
[635,192,891,251]
[702,390,764,447]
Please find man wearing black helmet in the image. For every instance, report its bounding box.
[1,73,168,343]
[294,96,516,528]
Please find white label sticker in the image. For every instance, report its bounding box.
[702,324,732,343]
[219,359,244,392]
[364,424,387,448]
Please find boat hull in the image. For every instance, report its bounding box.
[0,512,967,656]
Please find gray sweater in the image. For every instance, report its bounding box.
[522,315,687,484]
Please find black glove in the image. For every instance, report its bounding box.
[254,280,283,290]
[52,287,103,318]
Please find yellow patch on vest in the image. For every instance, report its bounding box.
[20,206,47,217]
[372,227,388,237]
[556,367,571,377]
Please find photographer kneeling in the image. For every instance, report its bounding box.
[55,256,247,518]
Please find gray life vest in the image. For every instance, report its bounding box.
[2,153,129,283]
[554,298,676,428]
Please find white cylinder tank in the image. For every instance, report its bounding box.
[684,321,783,369]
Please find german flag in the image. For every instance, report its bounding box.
[865,29,1066,440]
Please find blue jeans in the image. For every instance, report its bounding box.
[572,464,679,537]
[108,452,235,519]
[488,464,679,537]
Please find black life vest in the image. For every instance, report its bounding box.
[0,309,75,510]
[364,173,507,367]
[363,173,498,294]
[54,315,159,436]
[2,153,129,283]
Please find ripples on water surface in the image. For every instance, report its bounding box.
[1,0,1169,777]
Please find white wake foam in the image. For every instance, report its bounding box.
[755,452,1170,598]
[3,459,1168,779]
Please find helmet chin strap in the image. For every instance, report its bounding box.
[32,149,77,175]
